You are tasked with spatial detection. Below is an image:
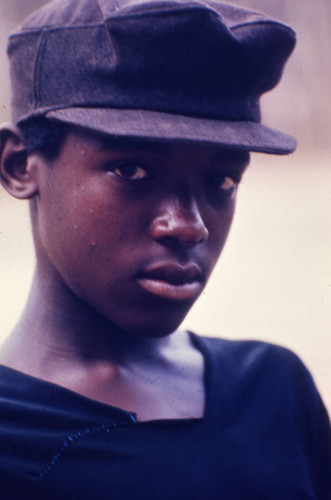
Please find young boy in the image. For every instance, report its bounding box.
[0,0,330,498]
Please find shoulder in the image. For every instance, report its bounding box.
[190,332,330,423]
[190,331,311,379]
[191,333,331,496]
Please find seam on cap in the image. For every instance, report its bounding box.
[10,17,295,39]
[9,23,106,38]
[96,0,121,17]
[99,1,219,19]
[95,0,108,20]
[10,18,295,39]
[8,7,221,39]
[32,30,49,110]
[231,19,295,36]
[9,4,219,36]
[106,4,220,21]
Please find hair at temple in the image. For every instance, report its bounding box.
[18,117,67,161]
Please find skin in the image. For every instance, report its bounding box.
[0,124,249,420]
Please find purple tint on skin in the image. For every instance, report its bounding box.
[32,129,249,337]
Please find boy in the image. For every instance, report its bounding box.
[0,0,330,498]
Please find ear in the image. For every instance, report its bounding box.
[0,123,38,199]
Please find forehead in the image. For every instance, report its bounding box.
[61,125,250,169]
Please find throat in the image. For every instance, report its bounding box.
[67,356,205,422]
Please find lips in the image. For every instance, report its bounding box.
[136,263,204,301]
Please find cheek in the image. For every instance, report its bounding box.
[36,182,144,283]
[207,197,236,252]
[199,199,236,281]
[36,185,99,270]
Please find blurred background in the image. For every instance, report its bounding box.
[0,1,330,411]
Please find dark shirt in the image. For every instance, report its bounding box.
[0,333,330,499]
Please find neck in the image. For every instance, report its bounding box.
[0,267,177,375]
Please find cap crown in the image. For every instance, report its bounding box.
[7,0,297,153]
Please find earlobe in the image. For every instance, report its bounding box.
[0,123,38,199]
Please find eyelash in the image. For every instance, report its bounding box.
[109,162,242,195]
[110,162,150,181]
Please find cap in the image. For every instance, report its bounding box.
[7,0,297,154]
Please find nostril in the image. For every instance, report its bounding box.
[158,236,182,249]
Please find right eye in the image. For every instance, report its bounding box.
[111,163,150,180]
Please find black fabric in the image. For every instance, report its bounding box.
[0,333,330,499]
[7,0,297,154]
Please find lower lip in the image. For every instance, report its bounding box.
[137,278,202,301]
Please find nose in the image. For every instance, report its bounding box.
[150,197,209,248]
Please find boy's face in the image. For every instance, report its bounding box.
[33,127,249,336]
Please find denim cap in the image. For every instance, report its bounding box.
[8,0,297,154]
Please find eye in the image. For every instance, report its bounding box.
[112,163,150,180]
[208,173,241,193]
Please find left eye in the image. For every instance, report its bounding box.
[208,174,240,192]
[112,164,149,180]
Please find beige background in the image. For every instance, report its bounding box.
[0,1,330,413]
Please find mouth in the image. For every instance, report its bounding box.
[136,263,204,301]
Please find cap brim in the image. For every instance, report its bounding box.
[46,107,297,155]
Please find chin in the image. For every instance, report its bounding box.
[120,316,185,339]
[110,302,193,339]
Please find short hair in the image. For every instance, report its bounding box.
[18,117,67,161]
